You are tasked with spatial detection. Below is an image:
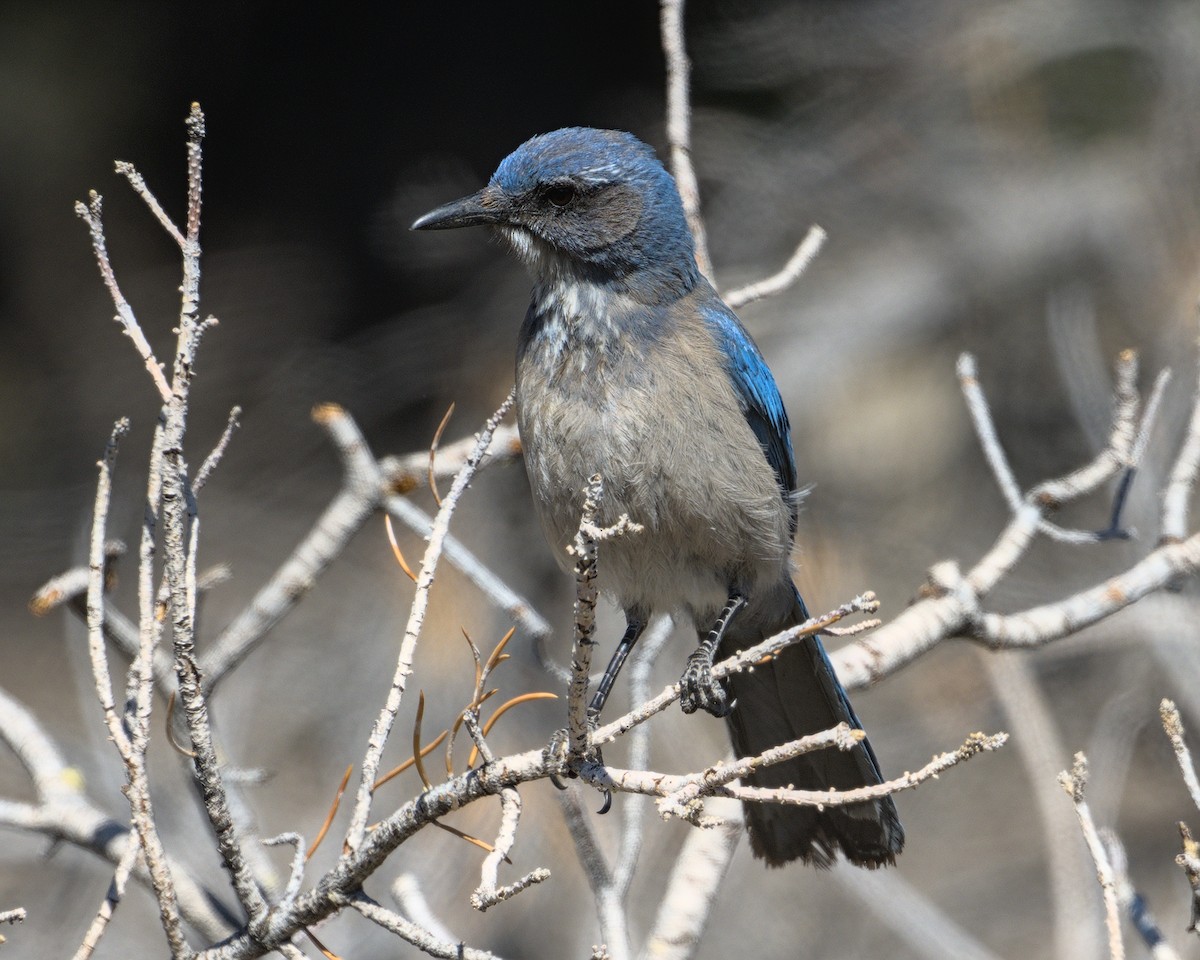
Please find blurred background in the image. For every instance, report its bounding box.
[4,1,1200,957]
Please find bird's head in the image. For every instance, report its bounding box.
[413,128,698,297]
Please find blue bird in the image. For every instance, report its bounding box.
[413,128,903,868]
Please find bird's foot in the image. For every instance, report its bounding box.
[679,652,732,717]
[545,715,610,811]
[544,727,572,789]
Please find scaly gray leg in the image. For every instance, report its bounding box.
[680,592,746,717]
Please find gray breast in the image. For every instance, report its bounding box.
[515,283,792,618]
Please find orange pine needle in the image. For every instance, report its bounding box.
[484,626,517,674]
[304,926,343,960]
[383,514,418,583]
[307,764,353,860]
[432,821,511,864]
[164,692,197,758]
[461,626,483,695]
[467,691,558,768]
[411,691,435,789]
[428,401,456,506]
[373,730,448,790]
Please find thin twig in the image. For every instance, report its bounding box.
[660,0,711,281]
[1103,828,1180,960]
[725,225,827,310]
[1161,700,1200,811]
[612,616,672,897]
[86,419,134,760]
[470,789,551,911]
[576,730,1007,811]
[261,833,306,913]
[201,403,381,689]
[1059,753,1124,960]
[114,160,186,248]
[345,393,515,853]
[958,353,1022,512]
[71,831,141,960]
[74,191,172,401]
[1163,317,1200,541]
[194,406,242,494]
[349,892,503,960]
[154,101,268,931]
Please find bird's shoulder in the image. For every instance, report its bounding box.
[688,286,798,501]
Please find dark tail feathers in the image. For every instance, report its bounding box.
[720,585,904,868]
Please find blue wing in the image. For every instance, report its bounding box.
[700,300,798,530]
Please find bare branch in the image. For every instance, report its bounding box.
[1103,829,1180,960]
[724,225,827,310]
[201,403,382,688]
[639,796,740,960]
[832,350,1197,690]
[71,833,141,960]
[345,394,515,852]
[261,833,306,913]
[194,405,242,494]
[657,723,864,820]
[0,685,232,940]
[660,0,711,282]
[471,789,551,911]
[1058,753,1124,960]
[595,593,879,746]
[114,160,186,247]
[74,192,173,401]
[1175,822,1200,934]
[349,892,504,960]
[380,421,521,492]
[958,353,1022,513]
[1161,699,1200,811]
[581,731,1006,811]
[568,475,605,758]
[1164,321,1200,541]
[85,418,134,759]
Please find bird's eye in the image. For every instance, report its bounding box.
[544,183,576,208]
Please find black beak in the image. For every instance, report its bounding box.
[411,187,509,231]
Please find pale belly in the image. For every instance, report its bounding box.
[516,361,792,622]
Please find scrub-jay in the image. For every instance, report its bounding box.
[413,128,903,868]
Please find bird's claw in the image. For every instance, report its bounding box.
[679,653,732,717]
[546,720,611,812]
